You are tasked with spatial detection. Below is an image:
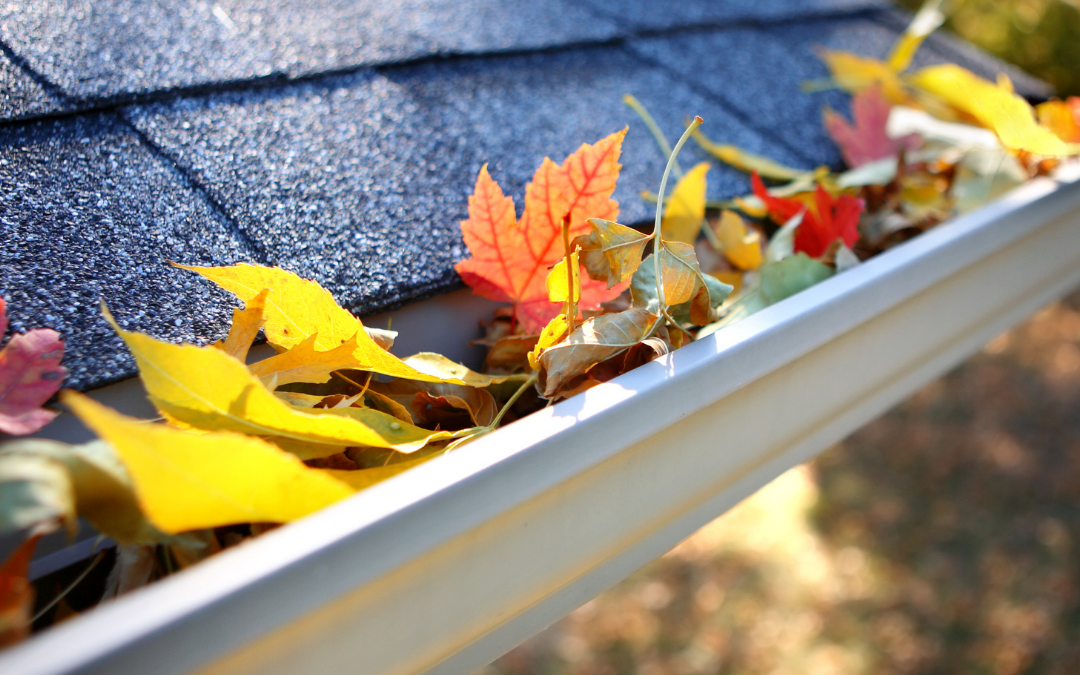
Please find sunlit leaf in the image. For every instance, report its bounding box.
[455,130,629,332]
[179,264,445,382]
[214,288,268,363]
[528,314,569,371]
[65,392,356,533]
[691,130,808,181]
[574,218,650,288]
[546,249,581,304]
[911,64,1080,156]
[248,333,367,388]
[715,210,763,271]
[107,309,449,456]
[661,162,710,245]
[537,308,657,398]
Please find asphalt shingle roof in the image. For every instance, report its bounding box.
[0,0,1052,391]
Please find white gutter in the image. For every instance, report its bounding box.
[2,176,1079,675]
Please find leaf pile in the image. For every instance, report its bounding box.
[3,0,1077,648]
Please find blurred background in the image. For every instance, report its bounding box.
[476,2,1080,673]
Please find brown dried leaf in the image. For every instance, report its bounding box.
[537,308,657,398]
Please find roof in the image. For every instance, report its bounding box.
[0,0,1051,391]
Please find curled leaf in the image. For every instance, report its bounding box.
[574,218,650,288]
[631,254,732,326]
[537,308,657,398]
[401,353,523,388]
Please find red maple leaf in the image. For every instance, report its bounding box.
[455,129,629,333]
[823,84,920,168]
[752,172,864,259]
[0,297,67,435]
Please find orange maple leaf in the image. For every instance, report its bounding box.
[456,129,629,333]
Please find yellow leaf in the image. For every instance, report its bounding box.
[400,353,523,388]
[658,241,703,306]
[911,64,1080,157]
[692,131,808,182]
[177,264,448,383]
[106,309,449,456]
[63,392,355,533]
[819,50,909,104]
[323,455,434,491]
[546,249,581,304]
[248,333,366,388]
[528,314,569,371]
[661,162,710,245]
[711,271,743,295]
[885,0,944,72]
[715,210,763,270]
[214,288,268,363]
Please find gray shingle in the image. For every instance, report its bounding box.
[125,46,806,318]
[579,0,886,32]
[0,48,68,120]
[628,14,986,168]
[0,114,258,390]
[0,0,620,105]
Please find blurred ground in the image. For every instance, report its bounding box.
[478,290,1080,674]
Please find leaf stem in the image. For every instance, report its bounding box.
[490,373,539,429]
[653,116,704,314]
[561,212,576,333]
[31,549,107,623]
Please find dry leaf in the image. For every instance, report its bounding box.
[537,308,657,397]
[714,211,763,271]
[574,218,650,288]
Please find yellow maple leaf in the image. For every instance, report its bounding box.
[528,314,569,371]
[64,392,355,533]
[178,264,452,383]
[106,308,449,456]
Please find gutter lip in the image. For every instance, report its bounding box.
[2,174,1079,675]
